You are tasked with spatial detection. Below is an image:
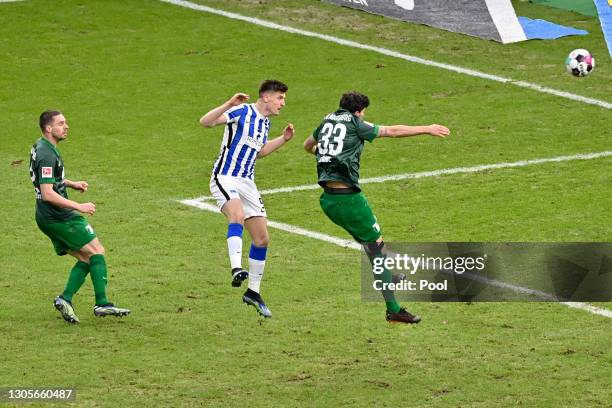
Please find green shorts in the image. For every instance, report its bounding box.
[36,215,97,256]
[319,191,381,243]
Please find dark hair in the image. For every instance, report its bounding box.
[39,110,62,131]
[339,92,370,114]
[259,80,288,96]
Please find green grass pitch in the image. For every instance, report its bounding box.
[0,0,610,406]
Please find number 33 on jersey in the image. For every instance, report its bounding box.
[313,108,379,189]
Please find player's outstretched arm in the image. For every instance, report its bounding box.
[303,135,317,155]
[258,123,294,158]
[40,184,96,215]
[65,179,88,193]
[379,124,450,138]
[199,93,249,128]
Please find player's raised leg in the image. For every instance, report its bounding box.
[242,216,272,317]
[363,240,421,324]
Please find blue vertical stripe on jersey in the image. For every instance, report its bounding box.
[240,148,257,178]
[240,118,265,178]
[263,119,270,144]
[221,112,248,175]
[232,105,257,177]
[246,157,256,179]
[248,105,257,137]
[231,107,262,176]
[231,144,251,177]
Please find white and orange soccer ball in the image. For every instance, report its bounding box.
[565,49,595,77]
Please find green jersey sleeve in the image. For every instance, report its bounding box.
[356,119,379,142]
[36,151,58,184]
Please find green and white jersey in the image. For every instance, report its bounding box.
[313,109,379,190]
[29,137,76,221]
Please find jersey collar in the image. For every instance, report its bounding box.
[39,137,60,157]
[336,108,354,116]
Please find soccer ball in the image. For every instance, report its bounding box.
[565,49,595,77]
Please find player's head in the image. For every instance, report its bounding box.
[258,79,288,116]
[340,92,370,117]
[39,110,69,141]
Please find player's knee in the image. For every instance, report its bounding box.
[253,236,270,248]
[81,242,105,258]
[253,234,269,248]
[226,208,244,223]
[70,251,89,263]
[95,244,105,256]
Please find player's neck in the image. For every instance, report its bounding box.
[254,100,270,117]
[43,134,59,146]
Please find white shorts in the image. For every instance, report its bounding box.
[210,175,267,219]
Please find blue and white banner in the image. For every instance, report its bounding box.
[325,0,586,43]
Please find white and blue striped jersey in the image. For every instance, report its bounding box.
[212,103,270,180]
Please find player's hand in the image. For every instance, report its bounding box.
[77,202,96,215]
[72,181,88,192]
[282,123,295,141]
[228,93,249,106]
[428,124,450,138]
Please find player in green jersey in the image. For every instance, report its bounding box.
[303,92,450,324]
[30,111,130,323]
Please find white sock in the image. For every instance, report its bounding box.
[247,258,265,293]
[227,236,242,270]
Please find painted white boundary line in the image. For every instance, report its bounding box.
[159,0,611,109]
[180,199,612,319]
[190,151,612,201]
[0,0,25,3]
[561,302,612,318]
[180,199,363,249]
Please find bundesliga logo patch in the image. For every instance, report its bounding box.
[42,167,53,178]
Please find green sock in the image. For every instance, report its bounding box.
[89,254,110,306]
[381,266,401,313]
[365,243,402,314]
[61,261,90,303]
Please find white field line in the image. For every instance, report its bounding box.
[0,0,25,3]
[180,199,612,319]
[560,302,612,318]
[190,151,612,201]
[180,199,362,250]
[159,0,612,110]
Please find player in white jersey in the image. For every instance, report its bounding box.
[200,80,294,318]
